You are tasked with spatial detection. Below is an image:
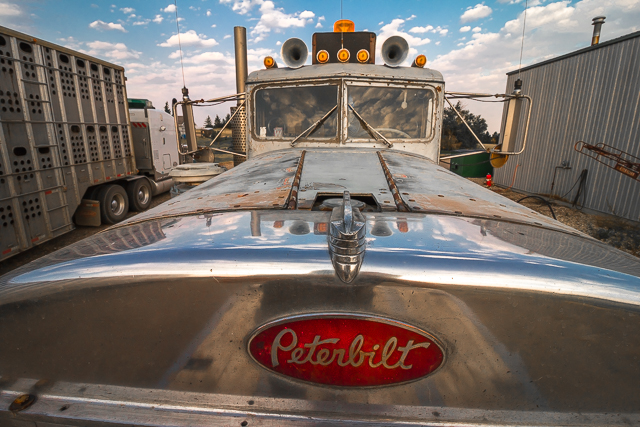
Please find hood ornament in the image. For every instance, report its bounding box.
[328,191,366,283]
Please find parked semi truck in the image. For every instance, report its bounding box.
[0,26,178,261]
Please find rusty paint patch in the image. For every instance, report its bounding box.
[119,150,303,225]
[381,151,582,235]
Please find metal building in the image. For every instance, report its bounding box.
[494,30,640,222]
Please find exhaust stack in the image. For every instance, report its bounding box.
[232,27,248,165]
[591,16,606,45]
[181,87,198,154]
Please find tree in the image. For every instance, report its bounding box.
[164,101,172,116]
[441,101,499,151]
[214,115,222,127]
[223,113,231,126]
[204,115,213,128]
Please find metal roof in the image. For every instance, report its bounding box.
[507,30,640,75]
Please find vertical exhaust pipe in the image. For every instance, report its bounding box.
[181,87,198,155]
[591,16,605,45]
[232,26,248,166]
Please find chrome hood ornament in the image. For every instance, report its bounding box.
[328,191,366,283]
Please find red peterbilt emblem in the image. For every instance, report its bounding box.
[248,314,445,387]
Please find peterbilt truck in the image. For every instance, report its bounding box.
[1,21,639,426]
[0,26,178,262]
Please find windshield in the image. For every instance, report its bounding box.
[254,85,338,139]
[347,86,435,140]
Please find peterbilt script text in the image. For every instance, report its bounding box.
[271,329,431,369]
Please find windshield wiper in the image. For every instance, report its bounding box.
[290,105,338,147]
[348,104,393,148]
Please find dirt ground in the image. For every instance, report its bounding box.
[469,178,640,258]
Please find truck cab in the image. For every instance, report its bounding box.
[246,63,443,162]
[127,99,178,181]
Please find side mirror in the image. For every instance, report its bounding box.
[492,78,532,167]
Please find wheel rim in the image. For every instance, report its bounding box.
[137,185,150,205]
[110,193,126,216]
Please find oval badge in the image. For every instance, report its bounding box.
[248,314,444,387]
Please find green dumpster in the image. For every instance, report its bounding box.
[449,151,493,178]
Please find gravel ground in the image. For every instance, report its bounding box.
[469,178,640,258]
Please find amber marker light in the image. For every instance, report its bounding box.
[317,50,329,63]
[412,54,427,68]
[333,19,355,32]
[356,49,370,63]
[264,56,277,69]
[337,48,350,63]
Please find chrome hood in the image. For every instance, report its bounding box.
[1,148,640,426]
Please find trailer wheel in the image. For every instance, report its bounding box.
[98,184,129,224]
[127,178,152,211]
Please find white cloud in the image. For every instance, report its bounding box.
[316,22,322,28]
[219,0,263,15]
[460,26,471,32]
[211,24,217,28]
[89,20,127,32]
[378,18,432,50]
[207,10,212,16]
[120,7,135,14]
[435,41,441,45]
[224,34,232,39]
[133,20,151,26]
[84,40,141,60]
[430,0,640,132]
[460,4,492,23]
[181,51,235,64]
[407,14,417,21]
[409,25,434,33]
[473,26,482,33]
[276,40,282,46]
[159,30,219,48]
[219,0,315,42]
[408,25,449,37]
[163,4,176,13]
[0,2,22,18]
[153,14,164,23]
[250,1,316,42]
[319,16,325,21]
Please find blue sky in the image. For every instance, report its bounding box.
[3,0,639,131]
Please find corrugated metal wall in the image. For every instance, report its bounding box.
[494,33,640,222]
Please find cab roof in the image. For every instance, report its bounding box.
[247,63,444,85]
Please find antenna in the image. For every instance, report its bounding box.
[517,0,528,78]
[174,0,186,88]
[340,0,344,48]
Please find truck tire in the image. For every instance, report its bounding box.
[127,178,153,212]
[98,184,129,224]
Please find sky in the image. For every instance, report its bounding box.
[2,0,639,132]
